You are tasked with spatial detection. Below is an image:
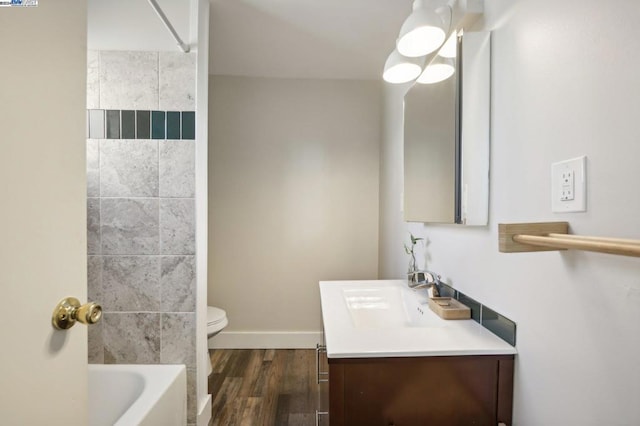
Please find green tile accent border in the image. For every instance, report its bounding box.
[106,110,120,139]
[152,111,166,139]
[136,110,150,139]
[181,111,195,140]
[121,110,136,139]
[166,111,181,140]
[87,109,195,141]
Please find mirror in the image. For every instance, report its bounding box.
[404,32,491,225]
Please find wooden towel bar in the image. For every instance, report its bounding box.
[498,222,640,258]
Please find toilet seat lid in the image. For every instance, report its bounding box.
[207,306,227,326]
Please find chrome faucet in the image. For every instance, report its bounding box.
[408,270,442,296]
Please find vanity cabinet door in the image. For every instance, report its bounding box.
[329,355,514,426]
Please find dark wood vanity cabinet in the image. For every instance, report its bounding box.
[328,355,514,426]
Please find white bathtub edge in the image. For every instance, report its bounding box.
[106,364,186,426]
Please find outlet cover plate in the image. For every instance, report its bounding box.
[551,156,586,213]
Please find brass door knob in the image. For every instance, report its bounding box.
[52,297,102,330]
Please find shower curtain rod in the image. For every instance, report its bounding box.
[147,0,190,53]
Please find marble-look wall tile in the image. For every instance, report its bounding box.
[101,198,159,255]
[87,256,103,363]
[88,322,104,364]
[160,199,195,255]
[159,52,196,111]
[104,313,160,364]
[161,256,196,312]
[100,140,159,197]
[87,50,100,109]
[102,256,160,312]
[87,139,100,197]
[100,51,158,110]
[87,256,102,304]
[186,368,197,424]
[159,141,195,197]
[87,50,199,418]
[161,313,195,367]
[87,198,101,254]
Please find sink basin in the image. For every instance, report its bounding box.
[343,286,443,329]
[320,279,517,358]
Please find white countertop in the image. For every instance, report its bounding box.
[320,279,517,359]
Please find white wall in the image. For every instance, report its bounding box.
[379,0,640,424]
[209,76,381,347]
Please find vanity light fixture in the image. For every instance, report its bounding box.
[416,56,455,84]
[438,31,458,59]
[383,49,425,84]
[396,0,450,58]
[417,31,457,84]
[382,0,484,84]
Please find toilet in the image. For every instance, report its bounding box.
[206,306,228,375]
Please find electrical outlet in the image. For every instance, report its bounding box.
[552,156,586,213]
[560,170,575,201]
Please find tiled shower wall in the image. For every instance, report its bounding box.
[86,50,198,423]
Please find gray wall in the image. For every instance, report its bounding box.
[86,50,199,424]
[379,0,640,423]
[208,75,381,347]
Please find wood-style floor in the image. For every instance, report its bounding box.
[208,349,329,426]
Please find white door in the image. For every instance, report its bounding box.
[0,1,89,424]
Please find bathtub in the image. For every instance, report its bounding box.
[88,364,187,426]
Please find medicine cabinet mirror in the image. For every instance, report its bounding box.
[404,31,491,225]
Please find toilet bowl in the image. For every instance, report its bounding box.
[206,306,228,375]
[207,306,228,337]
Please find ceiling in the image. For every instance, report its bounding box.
[88,0,191,52]
[87,0,414,80]
[209,0,414,80]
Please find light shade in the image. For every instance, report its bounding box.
[438,31,458,59]
[383,50,424,84]
[417,56,455,84]
[396,1,448,57]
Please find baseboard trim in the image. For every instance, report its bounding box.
[196,394,211,426]
[208,331,322,349]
